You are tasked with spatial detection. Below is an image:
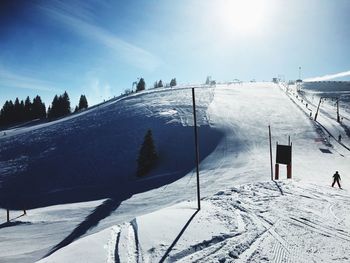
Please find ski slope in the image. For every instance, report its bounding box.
[38,181,350,262]
[1,82,349,262]
[0,86,221,209]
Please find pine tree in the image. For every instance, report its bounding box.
[24,96,32,120]
[137,129,158,177]
[48,95,58,119]
[78,95,88,110]
[153,81,158,89]
[62,91,71,115]
[136,78,146,92]
[0,100,14,126]
[205,76,211,85]
[158,80,163,88]
[170,78,177,87]
[32,95,46,119]
[19,100,25,121]
[5,100,14,124]
[13,98,21,122]
[48,92,71,119]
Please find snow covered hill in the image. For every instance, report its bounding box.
[0,86,221,209]
[38,181,350,263]
[1,82,349,262]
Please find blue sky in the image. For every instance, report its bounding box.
[0,0,349,107]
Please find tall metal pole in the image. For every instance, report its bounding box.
[268,125,273,181]
[336,98,340,122]
[192,88,201,210]
[314,97,322,121]
[7,209,10,223]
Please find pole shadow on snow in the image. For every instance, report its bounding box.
[0,213,28,229]
[0,221,31,229]
[159,209,200,263]
[43,170,195,259]
[273,180,284,195]
[44,193,130,258]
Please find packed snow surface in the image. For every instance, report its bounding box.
[1,82,349,262]
[39,181,350,262]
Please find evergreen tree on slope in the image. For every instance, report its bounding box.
[137,129,158,176]
[78,95,88,110]
[136,78,146,92]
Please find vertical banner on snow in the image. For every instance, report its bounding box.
[275,142,292,179]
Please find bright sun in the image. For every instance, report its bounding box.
[219,0,267,34]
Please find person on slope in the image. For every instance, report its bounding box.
[332,171,342,189]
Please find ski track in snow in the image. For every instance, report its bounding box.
[106,226,120,263]
[105,181,350,262]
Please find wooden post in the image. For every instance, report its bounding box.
[275,164,279,180]
[7,209,10,223]
[192,88,201,211]
[268,125,273,180]
[288,142,292,178]
[287,164,292,179]
[275,141,279,180]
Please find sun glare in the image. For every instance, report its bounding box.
[219,0,267,35]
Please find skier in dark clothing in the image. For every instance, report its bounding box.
[332,171,341,188]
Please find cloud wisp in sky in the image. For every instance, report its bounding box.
[304,70,350,82]
[86,78,112,105]
[37,1,161,71]
[0,68,61,92]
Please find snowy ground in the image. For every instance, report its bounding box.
[39,181,350,263]
[1,82,350,262]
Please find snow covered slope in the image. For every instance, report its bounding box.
[39,181,350,262]
[0,86,221,209]
[1,83,349,262]
[1,86,220,262]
